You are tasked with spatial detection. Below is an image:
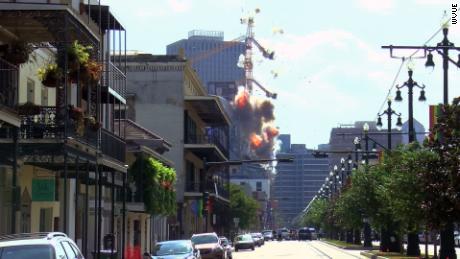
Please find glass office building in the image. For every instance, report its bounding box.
[273,135,329,227]
[166,30,245,97]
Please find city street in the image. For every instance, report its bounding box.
[232,240,365,259]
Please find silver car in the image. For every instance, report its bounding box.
[152,240,200,259]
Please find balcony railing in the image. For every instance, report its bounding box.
[102,61,126,99]
[185,133,229,158]
[101,128,125,162]
[15,106,98,146]
[0,57,18,111]
[185,181,202,193]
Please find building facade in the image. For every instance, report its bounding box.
[327,121,404,169]
[230,164,271,230]
[125,53,231,238]
[272,136,329,227]
[0,1,128,259]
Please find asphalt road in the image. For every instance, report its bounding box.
[232,240,366,259]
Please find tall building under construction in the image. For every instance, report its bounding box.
[167,30,245,100]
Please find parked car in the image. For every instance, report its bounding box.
[219,237,232,259]
[262,230,274,241]
[298,227,313,240]
[0,232,84,259]
[191,233,226,259]
[250,233,263,246]
[276,228,290,240]
[455,234,460,247]
[152,240,200,259]
[234,234,255,251]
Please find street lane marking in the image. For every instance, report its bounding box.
[316,241,363,259]
[307,242,333,259]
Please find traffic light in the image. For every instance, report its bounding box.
[202,192,209,215]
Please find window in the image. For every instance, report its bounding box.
[27,79,35,103]
[61,241,77,259]
[41,87,48,106]
[256,182,262,192]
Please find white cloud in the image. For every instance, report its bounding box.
[168,0,192,13]
[355,0,395,14]
[413,0,451,5]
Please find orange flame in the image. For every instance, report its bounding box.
[250,133,263,149]
[264,126,279,139]
[235,89,250,109]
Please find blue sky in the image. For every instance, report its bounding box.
[102,0,460,149]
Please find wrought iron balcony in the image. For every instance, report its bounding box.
[15,106,98,145]
[185,133,229,159]
[102,61,126,101]
[101,128,125,163]
[0,57,18,111]
[185,181,203,193]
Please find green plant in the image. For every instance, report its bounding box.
[37,63,62,87]
[67,40,92,67]
[129,156,177,216]
[84,116,101,131]
[82,60,102,83]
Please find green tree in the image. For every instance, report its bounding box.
[422,97,460,259]
[229,184,259,230]
[129,156,177,216]
[302,198,328,230]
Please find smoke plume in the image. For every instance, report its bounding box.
[234,87,279,159]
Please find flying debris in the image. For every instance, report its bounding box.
[272,27,284,35]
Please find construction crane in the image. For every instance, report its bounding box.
[239,9,277,99]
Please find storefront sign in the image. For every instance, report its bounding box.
[32,179,55,201]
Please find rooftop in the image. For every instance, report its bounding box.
[124,53,185,63]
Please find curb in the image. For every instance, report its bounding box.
[322,240,375,250]
[360,251,389,259]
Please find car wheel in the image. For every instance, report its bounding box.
[251,246,255,251]
[235,247,239,252]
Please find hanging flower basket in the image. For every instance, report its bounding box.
[84,116,101,131]
[4,41,32,65]
[17,102,40,115]
[84,60,102,83]
[67,40,91,70]
[37,63,62,88]
[69,105,84,120]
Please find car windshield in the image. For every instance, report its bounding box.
[237,235,252,241]
[191,235,218,244]
[0,245,54,259]
[153,242,192,256]
[262,231,272,234]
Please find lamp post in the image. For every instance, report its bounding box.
[362,123,373,248]
[394,64,426,143]
[377,98,403,149]
[383,16,460,259]
[382,13,459,106]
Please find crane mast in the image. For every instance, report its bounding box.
[241,11,276,99]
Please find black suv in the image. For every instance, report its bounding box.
[298,228,312,241]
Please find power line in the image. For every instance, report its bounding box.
[376,20,448,116]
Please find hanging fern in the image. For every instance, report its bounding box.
[128,156,177,215]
